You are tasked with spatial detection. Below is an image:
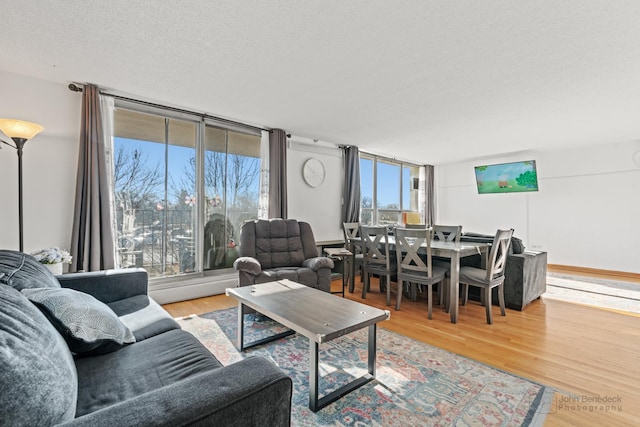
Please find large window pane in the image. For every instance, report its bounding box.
[360,157,373,224]
[402,164,420,211]
[376,160,400,226]
[113,109,196,277]
[203,126,260,270]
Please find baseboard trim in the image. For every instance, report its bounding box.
[547,264,640,283]
[149,275,237,304]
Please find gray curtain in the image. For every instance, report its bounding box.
[69,84,115,272]
[425,164,435,226]
[268,129,288,219]
[342,146,361,223]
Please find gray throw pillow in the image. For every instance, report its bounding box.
[0,249,61,290]
[511,237,525,254]
[0,284,78,425]
[22,287,136,355]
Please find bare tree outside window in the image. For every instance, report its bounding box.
[113,145,163,252]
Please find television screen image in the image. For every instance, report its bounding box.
[474,160,538,194]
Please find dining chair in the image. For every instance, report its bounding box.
[359,225,397,306]
[394,227,447,318]
[432,225,462,309]
[342,222,364,292]
[459,228,514,324]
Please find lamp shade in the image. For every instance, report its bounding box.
[0,118,44,140]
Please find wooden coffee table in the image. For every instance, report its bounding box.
[226,280,390,412]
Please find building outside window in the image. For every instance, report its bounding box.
[359,153,422,226]
[111,103,262,278]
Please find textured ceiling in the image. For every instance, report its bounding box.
[1,0,640,164]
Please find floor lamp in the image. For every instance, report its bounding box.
[0,119,44,252]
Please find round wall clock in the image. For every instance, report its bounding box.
[302,158,326,188]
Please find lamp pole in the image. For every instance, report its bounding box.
[14,138,27,252]
[0,118,44,253]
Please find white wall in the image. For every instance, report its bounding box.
[5,70,638,276]
[286,137,344,243]
[0,70,80,253]
[436,141,640,273]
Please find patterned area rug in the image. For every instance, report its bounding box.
[177,308,553,426]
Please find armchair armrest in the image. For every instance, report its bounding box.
[233,257,262,276]
[302,256,334,271]
[59,357,292,427]
[56,269,148,304]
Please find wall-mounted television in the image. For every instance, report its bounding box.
[474,160,538,194]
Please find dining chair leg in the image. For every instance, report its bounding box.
[427,284,433,320]
[379,276,386,293]
[441,280,450,312]
[484,287,493,324]
[361,272,369,299]
[460,283,469,306]
[440,279,450,309]
[385,274,391,306]
[395,280,403,310]
[498,284,506,316]
[409,282,418,301]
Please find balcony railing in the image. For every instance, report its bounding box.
[116,208,195,277]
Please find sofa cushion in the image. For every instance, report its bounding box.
[74,329,223,417]
[0,249,61,290]
[254,219,306,269]
[255,266,319,286]
[22,287,135,355]
[108,294,181,341]
[0,284,77,425]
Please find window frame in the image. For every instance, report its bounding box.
[359,152,423,226]
[112,99,263,282]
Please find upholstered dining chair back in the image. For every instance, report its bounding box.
[394,227,447,316]
[395,227,434,277]
[342,222,361,252]
[485,229,514,281]
[359,225,396,306]
[433,225,462,243]
[359,225,391,270]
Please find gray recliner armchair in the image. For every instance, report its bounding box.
[233,219,334,292]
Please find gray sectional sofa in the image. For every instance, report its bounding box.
[0,250,292,427]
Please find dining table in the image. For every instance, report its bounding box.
[354,235,490,323]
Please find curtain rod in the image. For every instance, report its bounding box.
[68,83,271,134]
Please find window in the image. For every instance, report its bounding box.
[112,103,262,278]
[360,157,374,224]
[203,125,261,271]
[359,153,422,225]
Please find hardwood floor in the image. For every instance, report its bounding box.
[163,276,640,426]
